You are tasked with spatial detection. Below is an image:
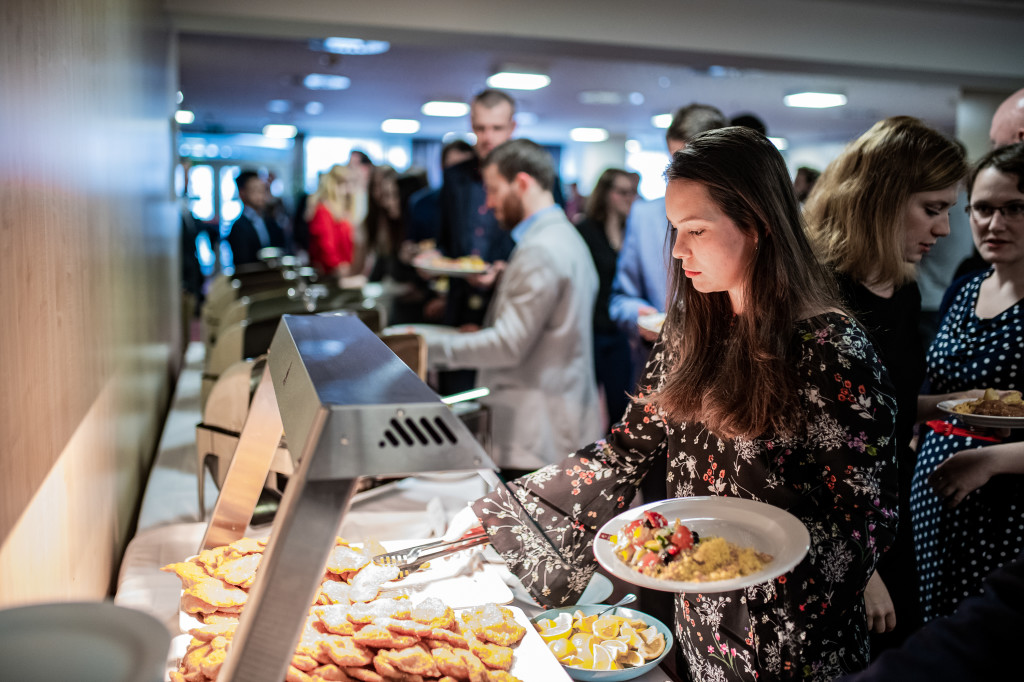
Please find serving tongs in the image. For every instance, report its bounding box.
[372,529,491,577]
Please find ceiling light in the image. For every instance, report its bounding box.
[305,101,324,115]
[421,101,470,117]
[570,127,609,143]
[175,110,195,125]
[579,91,623,105]
[318,37,390,55]
[303,74,351,91]
[629,92,645,105]
[768,136,789,150]
[267,99,291,114]
[263,124,297,139]
[486,71,550,91]
[381,118,420,134]
[651,113,672,129]
[176,91,184,104]
[625,139,642,153]
[784,92,847,108]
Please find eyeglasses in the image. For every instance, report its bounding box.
[966,202,1024,221]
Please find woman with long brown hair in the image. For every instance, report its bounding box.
[471,127,898,681]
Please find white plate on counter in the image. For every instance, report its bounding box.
[594,496,809,593]
[0,601,170,682]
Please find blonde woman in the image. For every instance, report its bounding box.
[306,164,357,279]
[804,116,967,652]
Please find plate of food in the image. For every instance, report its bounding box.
[380,323,461,339]
[593,496,809,593]
[938,389,1024,429]
[412,251,489,276]
[637,312,666,335]
[532,604,671,681]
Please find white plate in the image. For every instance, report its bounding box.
[380,323,460,339]
[412,254,489,277]
[0,601,170,682]
[593,496,810,593]
[637,312,666,334]
[938,398,1024,429]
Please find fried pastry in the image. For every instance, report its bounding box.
[353,624,420,649]
[320,635,374,668]
[376,644,440,677]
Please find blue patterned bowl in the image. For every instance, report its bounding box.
[531,604,673,681]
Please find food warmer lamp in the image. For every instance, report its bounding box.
[201,312,501,682]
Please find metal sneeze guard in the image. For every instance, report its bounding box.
[203,312,499,682]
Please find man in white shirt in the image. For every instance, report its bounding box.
[427,139,601,477]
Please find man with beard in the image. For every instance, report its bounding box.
[425,139,602,480]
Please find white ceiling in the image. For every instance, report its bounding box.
[171,0,1024,151]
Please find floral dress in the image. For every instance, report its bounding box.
[911,271,1024,622]
[472,313,898,681]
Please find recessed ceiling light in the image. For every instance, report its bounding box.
[381,119,420,134]
[174,110,195,125]
[784,92,847,108]
[579,91,623,105]
[318,37,390,55]
[421,101,470,117]
[486,72,551,91]
[263,124,297,139]
[651,113,672,129]
[267,99,291,114]
[570,127,609,143]
[303,74,351,91]
[625,139,642,153]
[176,91,184,105]
[305,101,324,115]
[629,92,645,106]
[768,137,789,150]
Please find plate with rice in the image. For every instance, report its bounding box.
[593,496,809,593]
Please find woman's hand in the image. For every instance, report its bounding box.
[864,570,896,633]
[637,305,660,342]
[929,447,999,508]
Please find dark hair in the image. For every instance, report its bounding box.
[350,150,374,167]
[441,139,475,167]
[365,165,402,254]
[235,170,260,193]
[649,126,840,439]
[729,113,767,136]
[797,166,821,184]
[967,141,1024,201]
[667,103,728,145]
[472,88,517,114]
[584,168,632,225]
[483,139,555,192]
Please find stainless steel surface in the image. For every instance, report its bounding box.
[213,312,498,682]
[200,362,286,551]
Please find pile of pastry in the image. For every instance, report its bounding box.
[162,536,527,682]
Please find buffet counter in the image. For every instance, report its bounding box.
[114,341,679,681]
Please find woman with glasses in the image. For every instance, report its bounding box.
[803,116,967,654]
[574,168,638,427]
[912,142,1024,623]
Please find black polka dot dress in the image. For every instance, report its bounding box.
[911,270,1024,622]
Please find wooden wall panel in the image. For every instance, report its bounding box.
[0,0,178,606]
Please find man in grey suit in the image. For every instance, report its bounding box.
[426,139,602,478]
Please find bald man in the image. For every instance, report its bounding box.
[991,87,1024,147]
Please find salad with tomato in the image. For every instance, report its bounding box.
[613,511,700,573]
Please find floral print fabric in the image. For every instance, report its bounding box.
[472,313,898,681]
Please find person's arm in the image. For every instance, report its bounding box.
[608,211,654,338]
[471,342,673,607]
[427,246,559,371]
[928,440,1024,508]
[782,320,900,625]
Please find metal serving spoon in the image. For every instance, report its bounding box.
[595,592,638,617]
